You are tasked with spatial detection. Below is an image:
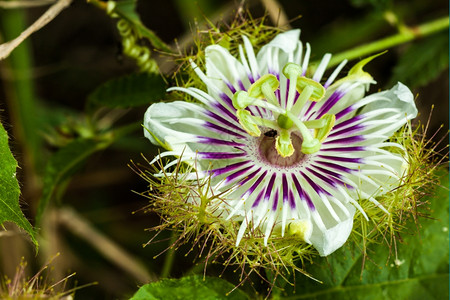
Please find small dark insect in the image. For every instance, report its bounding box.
[264,129,278,137]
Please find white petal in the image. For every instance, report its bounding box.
[257,29,301,74]
[324,59,348,88]
[205,45,248,92]
[312,53,331,82]
[242,35,260,79]
[143,101,218,157]
[301,43,311,74]
[321,81,371,117]
[354,151,407,198]
[358,82,417,135]
[309,202,356,256]
[261,30,300,53]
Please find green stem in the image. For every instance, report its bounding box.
[160,231,178,278]
[322,16,449,69]
[88,0,172,53]
[0,8,41,169]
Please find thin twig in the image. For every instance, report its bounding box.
[260,0,291,29]
[0,0,56,9]
[0,0,72,60]
[57,207,157,283]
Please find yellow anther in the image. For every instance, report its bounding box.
[232,91,285,114]
[232,91,254,110]
[248,74,279,100]
[315,114,336,142]
[236,109,261,137]
[275,130,294,157]
[296,77,326,102]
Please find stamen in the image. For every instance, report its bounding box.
[248,74,279,106]
[290,85,313,116]
[232,91,285,114]
[286,111,321,154]
[304,119,327,128]
[250,117,279,129]
[282,63,302,110]
[236,109,261,136]
[315,114,336,142]
[291,77,326,116]
[295,77,326,101]
[236,109,279,137]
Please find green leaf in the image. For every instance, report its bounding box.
[130,276,249,300]
[36,122,140,224]
[36,138,110,224]
[390,31,449,88]
[0,121,37,247]
[113,0,172,52]
[286,170,449,299]
[87,73,166,109]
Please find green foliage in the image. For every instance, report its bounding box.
[0,9,42,170]
[130,276,249,300]
[36,120,139,224]
[36,138,111,224]
[0,121,36,247]
[111,0,172,52]
[284,170,449,299]
[87,73,167,109]
[390,31,449,88]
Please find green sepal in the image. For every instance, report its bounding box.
[348,51,387,77]
[329,51,387,89]
[287,219,311,241]
[143,126,172,151]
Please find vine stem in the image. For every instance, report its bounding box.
[318,16,449,69]
[160,231,178,278]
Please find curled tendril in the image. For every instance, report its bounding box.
[115,18,158,73]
